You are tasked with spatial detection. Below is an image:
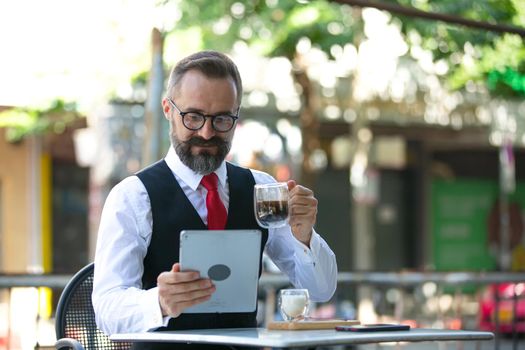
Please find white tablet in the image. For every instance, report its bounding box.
[179,229,262,314]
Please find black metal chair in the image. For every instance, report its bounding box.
[55,262,131,350]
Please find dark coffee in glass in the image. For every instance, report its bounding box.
[254,183,289,228]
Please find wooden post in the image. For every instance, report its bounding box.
[142,28,165,167]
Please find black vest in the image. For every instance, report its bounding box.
[135,160,268,333]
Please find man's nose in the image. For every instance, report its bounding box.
[197,118,216,140]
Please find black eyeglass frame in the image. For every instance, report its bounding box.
[167,98,239,132]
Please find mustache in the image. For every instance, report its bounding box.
[184,136,226,147]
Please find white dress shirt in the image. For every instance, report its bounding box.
[92,147,338,335]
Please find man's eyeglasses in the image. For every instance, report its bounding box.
[167,98,239,133]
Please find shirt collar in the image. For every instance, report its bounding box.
[165,146,227,190]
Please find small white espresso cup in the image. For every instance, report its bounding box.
[278,288,309,322]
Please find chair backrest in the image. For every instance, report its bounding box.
[55,263,131,350]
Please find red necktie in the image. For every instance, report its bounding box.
[200,173,227,230]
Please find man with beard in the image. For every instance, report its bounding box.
[92,51,337,349]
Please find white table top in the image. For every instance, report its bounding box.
[110,327,494,348]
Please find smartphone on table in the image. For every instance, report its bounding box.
[336,324,410,332]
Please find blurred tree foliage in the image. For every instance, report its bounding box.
[0,100,80,143]
[172,0,361,59]
[162,0,524,95]
[393,0,525,96]
[159,0,523,184]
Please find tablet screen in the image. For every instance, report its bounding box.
[179,229,262,314]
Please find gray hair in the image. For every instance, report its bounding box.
[166,50,243,105]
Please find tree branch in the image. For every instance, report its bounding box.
[332,0,525,37]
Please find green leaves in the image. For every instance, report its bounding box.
[164,0,524,96]
[0,100,79,143]
[395,0,524,95]
[168,0,358,59]
[488,67,525,96]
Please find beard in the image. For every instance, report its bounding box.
[172,133,231,175]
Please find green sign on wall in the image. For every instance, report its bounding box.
[431,179,498,271]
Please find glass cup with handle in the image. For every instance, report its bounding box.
[254,182,289,229]
[278,288,310,322]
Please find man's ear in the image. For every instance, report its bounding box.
[161,98,170,120]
